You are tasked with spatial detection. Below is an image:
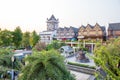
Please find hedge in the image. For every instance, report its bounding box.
[67,62,96,69]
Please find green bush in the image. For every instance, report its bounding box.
[46,41,66,50]
[68,62,96,69]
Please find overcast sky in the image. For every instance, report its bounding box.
[0,0,120,33]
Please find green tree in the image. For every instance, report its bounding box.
[0,48,22,79]
[0,29,13,46]
[94,38,120,80]
[0,48,22,70]
[46,41,66,50]
[22,31,30,49]
[30,30,39,47]
[18,49,75,80]
[12,26,23,48]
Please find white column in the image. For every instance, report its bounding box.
[83,40,85,48]
[91,43,94,54]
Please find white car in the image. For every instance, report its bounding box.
[13,50,32,61]
[59,46,74,57]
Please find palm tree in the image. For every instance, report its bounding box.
[18,49,75,80]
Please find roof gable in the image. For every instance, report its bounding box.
[79,25,85,32]
[94,23,101,30]
[48,15,57,21]
[86,24,93,31]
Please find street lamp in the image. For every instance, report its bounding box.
[11,56,15,80]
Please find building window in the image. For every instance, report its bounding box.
[61,33,64,35]
[71,33,74,36]
[96,32,98,36]
[47,36,50,40]
[66,33,69,35]
[87,31,89,36]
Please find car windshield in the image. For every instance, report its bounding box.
[66,46,72,50]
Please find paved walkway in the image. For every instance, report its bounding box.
[70,70,91,80]
[66,54,96,80]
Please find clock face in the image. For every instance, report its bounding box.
[50,24,53,30]
[48,24,52,30]
[47,22,58,30]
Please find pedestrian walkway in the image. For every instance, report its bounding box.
[70,70,91,80]
[67,54,96,80]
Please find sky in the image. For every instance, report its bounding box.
[0,0,120,33]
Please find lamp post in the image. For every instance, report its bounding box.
[11,56,14,80]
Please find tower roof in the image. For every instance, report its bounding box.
[48,14,57,21]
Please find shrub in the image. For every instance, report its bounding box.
[33,42,46,51]
[68,62,96,69]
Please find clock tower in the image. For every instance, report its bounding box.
[47,15,59,31]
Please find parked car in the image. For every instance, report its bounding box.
[14,50,32,61]
[59,46,74,57]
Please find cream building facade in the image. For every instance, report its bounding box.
[40,15,59,44]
